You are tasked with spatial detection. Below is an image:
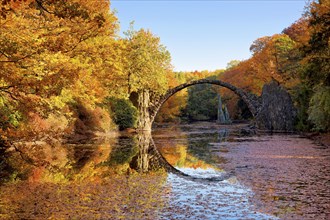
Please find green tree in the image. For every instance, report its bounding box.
[107,98,138,131]
[226,60,241,70]
[301,0,330,88]
[123,25,172,95]
[298,0,330,131]
[308,86,330,131]
[122,25,172,130]
[183,77,219,121]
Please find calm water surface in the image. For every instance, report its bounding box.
[0,122,329,219]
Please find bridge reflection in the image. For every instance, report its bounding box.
[130,131,234,182]
[1,129,233,184]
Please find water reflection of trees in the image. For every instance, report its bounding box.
[0,127,236,219]
[155,126,230,169]
[0,135,169,219]
[1,129,232,184]
[1,132,173,184]
[106,136,138,166]
[187,129,229,166]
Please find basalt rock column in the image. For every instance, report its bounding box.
[256,80,296,131]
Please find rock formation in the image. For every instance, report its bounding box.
[256,80,296,132]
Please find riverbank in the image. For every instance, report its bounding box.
[305,132,330,148]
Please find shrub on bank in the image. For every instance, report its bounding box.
[106,98,138,130]
[71,101,116,134]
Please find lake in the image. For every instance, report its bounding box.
[0,122,329,219]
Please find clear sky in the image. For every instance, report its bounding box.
[111,0,307,72]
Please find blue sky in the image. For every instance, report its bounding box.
[111,0,307,72]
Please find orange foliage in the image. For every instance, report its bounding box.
[29,167,46,183]
[0,0,119,139]
[156,72,187,122]
[219,32,302,118]
[71,102,114,135]
[283,18,310,46]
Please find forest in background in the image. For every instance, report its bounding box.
[157,0,329,132]
[0,0,329,143]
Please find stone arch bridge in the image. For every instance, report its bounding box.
[135,79,295,132]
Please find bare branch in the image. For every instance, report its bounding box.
[35,0,55,15]
[0,50,36,63]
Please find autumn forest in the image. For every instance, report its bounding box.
[0,0,329,142]
[0,0,330,219]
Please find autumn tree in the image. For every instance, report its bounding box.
[226,60,241,70]
[123,26,172,130]
[298,0,330,131]
[155,72,187,123]
[248,34,298,85]
[0,0,120,137]
[219,29,307,119]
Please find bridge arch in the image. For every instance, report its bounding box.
[149,79,260,124]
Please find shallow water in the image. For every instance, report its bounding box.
[0,122,329,219]
[154,122,330,219]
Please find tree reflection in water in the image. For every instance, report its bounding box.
[0,134,169,219]
[1,123,328,219]
[0,128,235,219]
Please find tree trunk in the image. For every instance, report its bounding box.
[137,89,152,131]
[135,132,151,172]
